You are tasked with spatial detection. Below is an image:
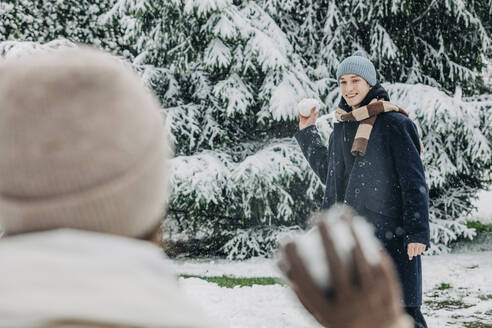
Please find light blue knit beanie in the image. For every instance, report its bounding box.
[336,51,377,86]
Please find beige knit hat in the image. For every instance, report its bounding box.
[0,47,170,238]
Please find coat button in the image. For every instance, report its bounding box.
[358,161,365,167]
[354,188,360,194]
[329,169,334,176]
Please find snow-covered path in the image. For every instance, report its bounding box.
[172,251,492,327]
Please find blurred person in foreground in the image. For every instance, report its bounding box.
[295,51,430,327]
[0,47,218,328]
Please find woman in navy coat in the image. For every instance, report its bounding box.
[295,51,430,328]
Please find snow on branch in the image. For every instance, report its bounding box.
[170,150,232,207]
[212,14,238,39]
[0,39,75,59]
[167,138,323,237]
[204,39,232,69]
[386,83,490,183]
[370,24,398,60]
[184,0,232,17]
[221,225,302,260]
[213,73,254,116]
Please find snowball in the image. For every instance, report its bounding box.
[282,205,381,290]
[297,98,320,117]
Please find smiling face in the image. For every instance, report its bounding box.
[339,74,372,108]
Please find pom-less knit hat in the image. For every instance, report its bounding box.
[0,47,170,238]
[336,50,377,86]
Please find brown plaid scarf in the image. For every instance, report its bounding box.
[335,99,423,156]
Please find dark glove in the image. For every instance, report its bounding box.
[278,218,413,328]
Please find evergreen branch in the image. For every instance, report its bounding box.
[411,0,439,25]
[168,207,252,224]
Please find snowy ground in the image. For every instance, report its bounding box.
[172,252,492,327]
[168,191,492,328]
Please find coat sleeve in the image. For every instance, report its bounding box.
[294,125,332,183]
[388,118,430,249]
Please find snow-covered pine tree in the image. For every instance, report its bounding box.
[0,0,119,50]
[1,0,490,257]
[262,0,491,96]
[103,0,325,258]
[108,0,490,256]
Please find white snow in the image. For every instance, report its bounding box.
[179,277,321,328]
[204,39,232,69]
[173,251,492,327]
[473,189,492,223]
[297,98,320,117]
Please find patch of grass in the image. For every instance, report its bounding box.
[450,220,492,245]
[180,275,285,288]
[463,321,492,328]
[424,299,473,310]
[438,282,453,290]
[478,294,492,301]
[466,221,492,234]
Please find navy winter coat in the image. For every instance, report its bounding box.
[295,94,430,307]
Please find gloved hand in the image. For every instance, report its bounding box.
[278,219,413,328]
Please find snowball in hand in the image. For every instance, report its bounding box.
[283,205,381,291]
[297,98,320,117]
